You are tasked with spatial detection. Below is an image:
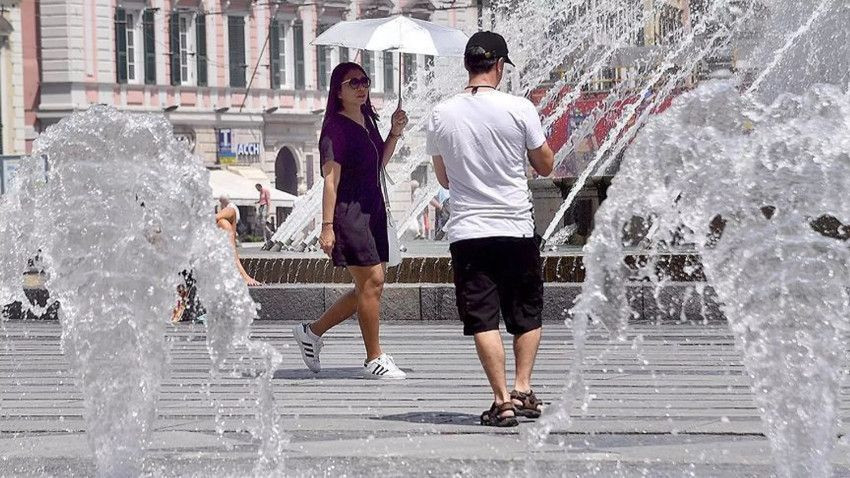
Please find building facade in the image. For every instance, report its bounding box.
[0,0,25,156]
[24,0,479,199]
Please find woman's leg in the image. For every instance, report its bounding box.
[310,288,357,336]
[348,264,385,362]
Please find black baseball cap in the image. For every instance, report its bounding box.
[464,31,514,66]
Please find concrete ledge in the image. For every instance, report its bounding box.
[248,283,728,323]
[5,283,728,324]
[251,285,325,322]
[420,284,460,323]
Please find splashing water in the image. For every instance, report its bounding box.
[271,0,768,250]
[534,0,850,474]
[0,106,284,477]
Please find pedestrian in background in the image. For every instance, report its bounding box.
[255,183,271,243]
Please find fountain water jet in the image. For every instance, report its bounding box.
[533,1,850,474]
[0,106,284,476]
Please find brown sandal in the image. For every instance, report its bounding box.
[510,389,543,419]
[480,402,519,427]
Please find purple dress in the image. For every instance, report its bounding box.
[319,112,389,267]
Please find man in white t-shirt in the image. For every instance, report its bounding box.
[426,31,555,428]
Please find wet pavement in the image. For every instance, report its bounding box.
[1,321,848,477]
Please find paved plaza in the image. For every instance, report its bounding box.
[1,320,849,477]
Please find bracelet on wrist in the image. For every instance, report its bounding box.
[388,131,403,139]
[321,221,333,226]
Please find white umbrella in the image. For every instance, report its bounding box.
[313,15,469,105]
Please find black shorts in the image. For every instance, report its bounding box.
[449,236,544,336]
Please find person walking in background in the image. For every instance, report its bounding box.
[255,183,271,243]
[426,32,555,426]
[431,187,450,241]
[292,62,410,380]
[216,195,260,286]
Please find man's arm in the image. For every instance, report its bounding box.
[527,142,555,177]
[432,156,449,188]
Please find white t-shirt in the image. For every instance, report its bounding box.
[425,89,547,243]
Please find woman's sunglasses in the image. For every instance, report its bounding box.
[342,77,372,90]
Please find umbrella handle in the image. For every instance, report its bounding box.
[397,51,403,110]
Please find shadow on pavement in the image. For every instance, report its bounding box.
[374,411,480,426]
[272,367,365,379]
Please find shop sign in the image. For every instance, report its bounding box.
[217,129,262,165]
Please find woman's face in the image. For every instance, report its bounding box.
[338,69,370,109]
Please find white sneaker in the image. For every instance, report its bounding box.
[363,353,406,380]
[292,323,323,373]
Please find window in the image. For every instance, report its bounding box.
[270,19,287,89]
[424,55,435,82]
[361,50,374,90]
[178,16,195,85]
[115,9,144,84]
[228,16,246,88]
[126,12,138,81]
[196,14,207,86]
[339,47,349,63]
[143,11,156,84]
[383,51,394,92]
[403,53,417,84]
[316,24,331,90]
[170,12,205,87]
[293,20,305,89]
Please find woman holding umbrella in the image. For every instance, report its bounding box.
[293,62,409,379]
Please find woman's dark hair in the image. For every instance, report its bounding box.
[464,46,499,74]
[322,62,379,129]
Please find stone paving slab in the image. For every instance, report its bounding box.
[2,321,849,477]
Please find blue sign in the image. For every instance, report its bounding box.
[217,129,260,164]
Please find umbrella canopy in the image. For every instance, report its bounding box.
[313,15,469,57]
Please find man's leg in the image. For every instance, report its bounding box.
[513,327,541,393]
[451,239,515,423]
[474,330,512,405]
[258,205,269,242]
[499,238,544,410]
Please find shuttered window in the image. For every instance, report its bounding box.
[116,8,147,84]
[169,14,181,85]
[361,50,373,89]
[269,19,286,89]
[403,53,417,84]
[115,8,128,83]
[196,14,208,86]
[293,20,305,89]
[228,16,247,88]
[143,10,156,85]
[178,16,191,83]
[383,52,394,92]
[126,13,137,81]
[316,24,331,91]
[339,47,349,63]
